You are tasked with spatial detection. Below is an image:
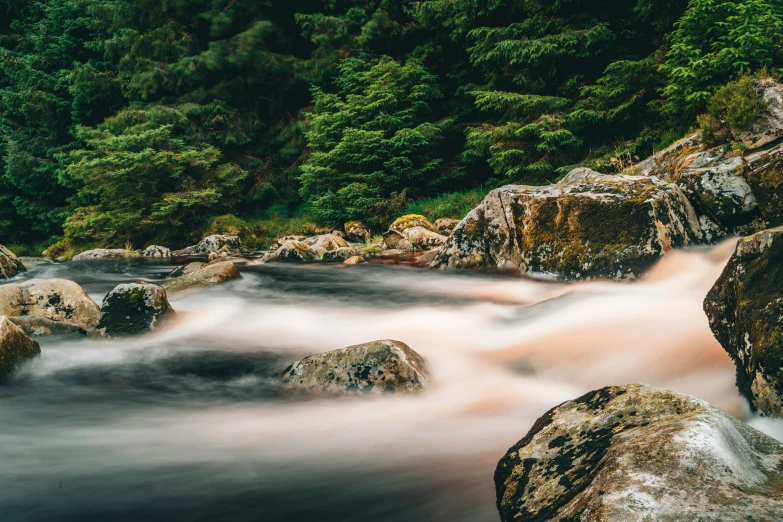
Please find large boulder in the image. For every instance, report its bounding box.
[0,245,25,279]
[174,234,241,255]
[632,78,783,234]
[344,221,371,242]
[162,261,241,294]
[432,169,704,280]
[0,279,100,335]
[495,384,783,522]
[704,226,783,415]
[282,340,430,395]
[72,248,135,261]
[143,245,171,258]
[0,316,41,381]
[95,283,175,337]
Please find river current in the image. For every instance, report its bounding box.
[2,242,782,521]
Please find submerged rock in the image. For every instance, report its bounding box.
[283,339,430,395]
[495,384,783,522]
[343,255,367,265]
[0,245,25,279]
[0,316,41,381]
[143,245,171,258]
[95,283,175,337]
[344,221,370,242]
[0,279,100,334]
[72,248,135,261]
[704,226,783,415]
[162,261,241,294]
[433,169,704,280]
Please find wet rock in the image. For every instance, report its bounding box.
[0,316,41,381]
[433,169,704,280]
[168,262,207,278]
[416,248,439,266]
[162,261,241,294]
[322,247,360,262]
[174,234,241,255]
[0,279,101,334]
[265,240,316,263]
[744,143,783,228]
[344,256,367,265]
[72,248,135,261]
[0,245,25,279]
[344,221,370,242]
[283,339,430,395]
[403,226,448,249]
[704,226,783,415]
[382,230,412,251]
[495,384,783,522]
[434,218,460,235]
[143,245,171,258]
[95,283,175,337]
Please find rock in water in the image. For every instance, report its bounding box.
[265,240,316,262]
[162,261,241,294]
[433,169,704,280]
[143,245,171,257]
[344,221,370,242]
[495,384,783,522]
[704,226,783,415]
[0,245,25,279]
[343,256,367,265]
[0,279,100,335]
[283,340,430,395]
[0,316,41,381]
[72,248,135,261]
[168,262,207,278]
[95,283,175,337]
[174,234,241,255]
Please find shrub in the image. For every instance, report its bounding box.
[698,74,768,146]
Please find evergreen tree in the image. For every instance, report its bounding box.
[299,55,447,225]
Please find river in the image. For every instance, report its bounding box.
[2,242,782,521]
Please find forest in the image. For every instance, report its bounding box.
[1,0,781,253]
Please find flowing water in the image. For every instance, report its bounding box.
[2,243,783,521]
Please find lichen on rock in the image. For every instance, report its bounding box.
[432,169,704,280]
[95,282,175,337]
[282,339,430,395]
[495,384,783,522]
[0,316,41,381]
[704,225,783,416]
[0,279,100,335]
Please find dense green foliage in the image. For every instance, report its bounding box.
[1,0,781,249]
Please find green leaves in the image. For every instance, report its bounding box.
[299,55,446,225]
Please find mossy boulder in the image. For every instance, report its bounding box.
[744,143,783,228]
[72,248,136,261]
[495,384,783,522]
[0,245,25,279]
[389,214,438,234]
[95,283,175,337]
[282,339,430,395]
[344,221,370,242]
[0,279,100,335]
[0,316,41,381]
[432,169,705,280]
[162,260,241,294]
[704,226,783,415]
